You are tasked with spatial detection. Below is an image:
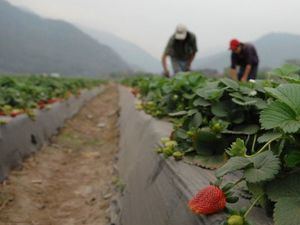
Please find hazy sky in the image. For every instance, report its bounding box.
[7,0,300,59]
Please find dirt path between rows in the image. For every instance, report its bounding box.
[0,84,119,225]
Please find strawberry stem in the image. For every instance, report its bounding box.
[251,134,257,154]
[245,136,280,158]
[244,195,262,218]
[233,177,245,188]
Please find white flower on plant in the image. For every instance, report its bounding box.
[249,90,257,96]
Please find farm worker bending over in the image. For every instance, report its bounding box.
[162,24,198,77]
[229,39,259,81]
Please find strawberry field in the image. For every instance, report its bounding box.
[0,75,104,181]
[122,64,300,225]
[0,76,104,119]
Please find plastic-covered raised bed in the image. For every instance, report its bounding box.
[118,86,273,225]
[0,87,104,181]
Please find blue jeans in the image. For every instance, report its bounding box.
[238,65,258,80]
[171,58,189,74]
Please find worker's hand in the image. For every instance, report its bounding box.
[163,70,170,78]
[241,76,248,82]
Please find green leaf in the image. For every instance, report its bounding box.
[223,124,260,135]
[226,138,247,157]
[192,129,226,156]
[216,157,252,178]
[285,151,300,167]
[183,93,196,99]
[229,92,244,100]
[270,64,300,77]
[274,198,300,225]
[232,114,245,124]
[247,183,267,207]
[220,78,239,90]
[240,86,257,96]
[244,151,281,183]
[254,98,268,110]
[232,98,257,106]
[193,97,210,107]
[195,82,225,101]
[260,101,300,133]
[174,128,188,139]
[184,154,228,169]
[211,102,229,117]
[257,132,283,143]
[265,83,300,114]
[189,112,203,128]
[187,109,198,116]
[168,111,188,117]
[266,172,300,201]
[282,76,300,84]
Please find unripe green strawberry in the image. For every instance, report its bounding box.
[161,137,170,144]
[188,185,226,215]
[146,101,155,107]
[165,140,177,148]
[135,101,143,110]
[211,123,223,133]
[172,94,179,101]
[227,215,244,225]
[186,130,195,138]
[173,151,184,161]
[0,120,7,125]
[155,147,163,154]
[163,146,174,157]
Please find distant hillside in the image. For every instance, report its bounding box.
[195,33,300,72]
[80,27,161,73]
[0,0,130,76]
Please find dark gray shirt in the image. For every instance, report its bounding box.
[164,32,197,61]
[231,43,259,69]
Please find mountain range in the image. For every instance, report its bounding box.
[1,0,300,76]
[80,27,161,73]
[0,0,130,76]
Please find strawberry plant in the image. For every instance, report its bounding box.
[125,73,276,168]
[125,64,300,225]
[0,75,104,118]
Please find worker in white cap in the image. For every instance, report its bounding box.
[162,24,198,77]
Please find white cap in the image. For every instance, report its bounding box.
[175,24,188,40]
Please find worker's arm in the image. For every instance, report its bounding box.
[162,37,175,78]
[230,53,238,80]
[161,53,170,77]
[229,68,238,80]
[187,53,196,71]
[241,64,252,82]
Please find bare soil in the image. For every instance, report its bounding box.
[0,84,119,225]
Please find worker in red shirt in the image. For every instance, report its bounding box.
[229,39,259,81]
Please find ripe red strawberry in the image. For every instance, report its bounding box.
[47,98,60,104]
[10,109,23,117]
[38,100,46,109]
[188,185,226,215]
[131,88,139,97]
[39,103,45,109]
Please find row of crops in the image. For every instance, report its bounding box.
[122,64,300,225]
[0,75,104,119]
